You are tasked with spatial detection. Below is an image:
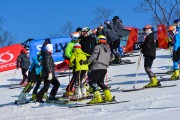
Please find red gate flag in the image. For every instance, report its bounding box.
[0,44,25,72]
[157,24,168,49]
[125,28,138,52]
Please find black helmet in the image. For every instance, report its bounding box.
[76,27,82,32]
[45,38,51,44]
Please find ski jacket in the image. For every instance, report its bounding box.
[41,50,55,77]
[65,41,75,59]
[79,35,97,55]
[16,52,30,69]
[87,43,111,71]
[141,32,156,58]
[103,23,119,43]
[173,28,180,52]
[70,49,89,72]
[113,19,123,38]
[29,54,42,75]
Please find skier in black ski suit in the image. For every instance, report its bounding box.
[36,43,60,102]
[141,25,161,88]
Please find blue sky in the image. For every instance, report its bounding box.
[0,0,152,43]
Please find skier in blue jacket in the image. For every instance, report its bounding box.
[170,19,180,80]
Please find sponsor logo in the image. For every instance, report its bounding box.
[0,51,14,64]
[37,45,42,51]
[0,62,16,69]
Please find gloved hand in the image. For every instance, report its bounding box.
[79,60,88,65]
[48,73,53,80]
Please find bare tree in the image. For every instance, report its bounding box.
[60,21,74,36]
[50,21,74,38]
[134,0,180,26]
[0,17,15,48]
[91,7,114,27]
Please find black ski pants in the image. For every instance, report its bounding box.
[89,69,108,92]
[36,76,60,101]
[22,71,42,94]
[144,56,156,78]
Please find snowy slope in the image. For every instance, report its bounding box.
[0,49,180,120]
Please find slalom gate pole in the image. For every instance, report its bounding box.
[11,69,18,85]
[133,51,142,89]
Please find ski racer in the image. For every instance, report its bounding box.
[141,25,161,88]
[80,35,113,104]
[36,43,60,103]
[16,53,43,104]
[170,19,180,80]
[69,43,89,99]
[57,32,81,97]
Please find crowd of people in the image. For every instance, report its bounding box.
[15,16,180,104]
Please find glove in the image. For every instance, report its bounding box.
[47,73,53,80]
[79,60,88,65]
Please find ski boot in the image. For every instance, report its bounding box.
[103,89,113,102]
[31,94,36,101]
[43,92,48,101]
[144,77,161,88]
[62,91,74,98]
[87,91,102,104]
[15,92,28,104]
[170,70,179,80]
[81,86,87,98]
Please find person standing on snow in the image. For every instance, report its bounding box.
[103,20,121,64]
[16,48,30,86]
[69,43,89,100]
[167,25,176,48]
[16,53,43,104]
[56,32,81,97]
[141,25,161,88]
[79,27,97,56]
[36,43,60,102]
[170,19,180,80]
[80,35,113,104]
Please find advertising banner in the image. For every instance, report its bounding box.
[0,44,24,72]
[29,37,71,62]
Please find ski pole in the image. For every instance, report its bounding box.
[133,51,142,89]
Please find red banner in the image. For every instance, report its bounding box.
[125,28,138,52]
[157,24,168,49]
[0,44,25,72]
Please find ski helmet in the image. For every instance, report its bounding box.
[45,44,53,53]
[168,25,176,32]
[97,35,107,43]
[143,25,153,32]
[104,20,110,24]
[82,27,90,32]
[73,43,81,49]
[71,32,80,41]
[76,27,82,32]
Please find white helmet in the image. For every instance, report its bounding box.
[71,32,80,40]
